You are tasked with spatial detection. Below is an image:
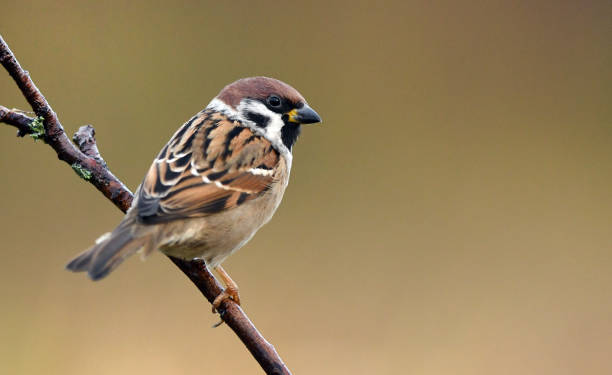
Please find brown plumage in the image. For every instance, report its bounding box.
[138,109,280,223]
[66,77,321,309]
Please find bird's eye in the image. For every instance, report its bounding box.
[267,95,282,108]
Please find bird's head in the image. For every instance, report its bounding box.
[208,76,321,154]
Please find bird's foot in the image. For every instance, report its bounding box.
[212,285,241,313]
[210,265,241,327]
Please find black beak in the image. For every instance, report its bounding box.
[288,105,322,124]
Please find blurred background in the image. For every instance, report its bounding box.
[1,1,610,374]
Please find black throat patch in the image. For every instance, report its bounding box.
[281,122,301,150]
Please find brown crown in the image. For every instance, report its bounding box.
[217,77,306,108]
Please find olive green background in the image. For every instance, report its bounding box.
[1,1,610,374]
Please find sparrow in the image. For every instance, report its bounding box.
[66,76,321,311]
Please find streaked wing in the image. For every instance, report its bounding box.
[135,110,280,224]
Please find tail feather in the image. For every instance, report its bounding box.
[66,220,153,280]
[65,246,97,272]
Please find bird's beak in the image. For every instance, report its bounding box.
[287,105,322,124]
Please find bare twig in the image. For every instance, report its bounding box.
[0,35,291,375]
[0,106,35,136]
[73,125,107,167]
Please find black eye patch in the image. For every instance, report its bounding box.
[245,111,270,128]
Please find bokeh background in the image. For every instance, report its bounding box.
[1,1,611,374]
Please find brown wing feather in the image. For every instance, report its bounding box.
[135,110,280,224]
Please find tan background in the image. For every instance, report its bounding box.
[1,1,611,374]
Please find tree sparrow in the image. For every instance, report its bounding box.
[66,76,321,310]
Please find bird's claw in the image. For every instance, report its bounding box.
[212,286,241,314]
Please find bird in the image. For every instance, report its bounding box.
[66,76,321,311]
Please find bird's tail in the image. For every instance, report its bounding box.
[66,218,154,280]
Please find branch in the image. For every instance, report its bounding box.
[0,35,291,375]
[0,106,35,136]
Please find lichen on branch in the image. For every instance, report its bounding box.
[28,116,45,140]
[71,163,92,180]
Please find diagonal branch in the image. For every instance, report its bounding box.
[0,35,291,375]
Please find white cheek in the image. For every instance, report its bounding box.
[263,112,285,145]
